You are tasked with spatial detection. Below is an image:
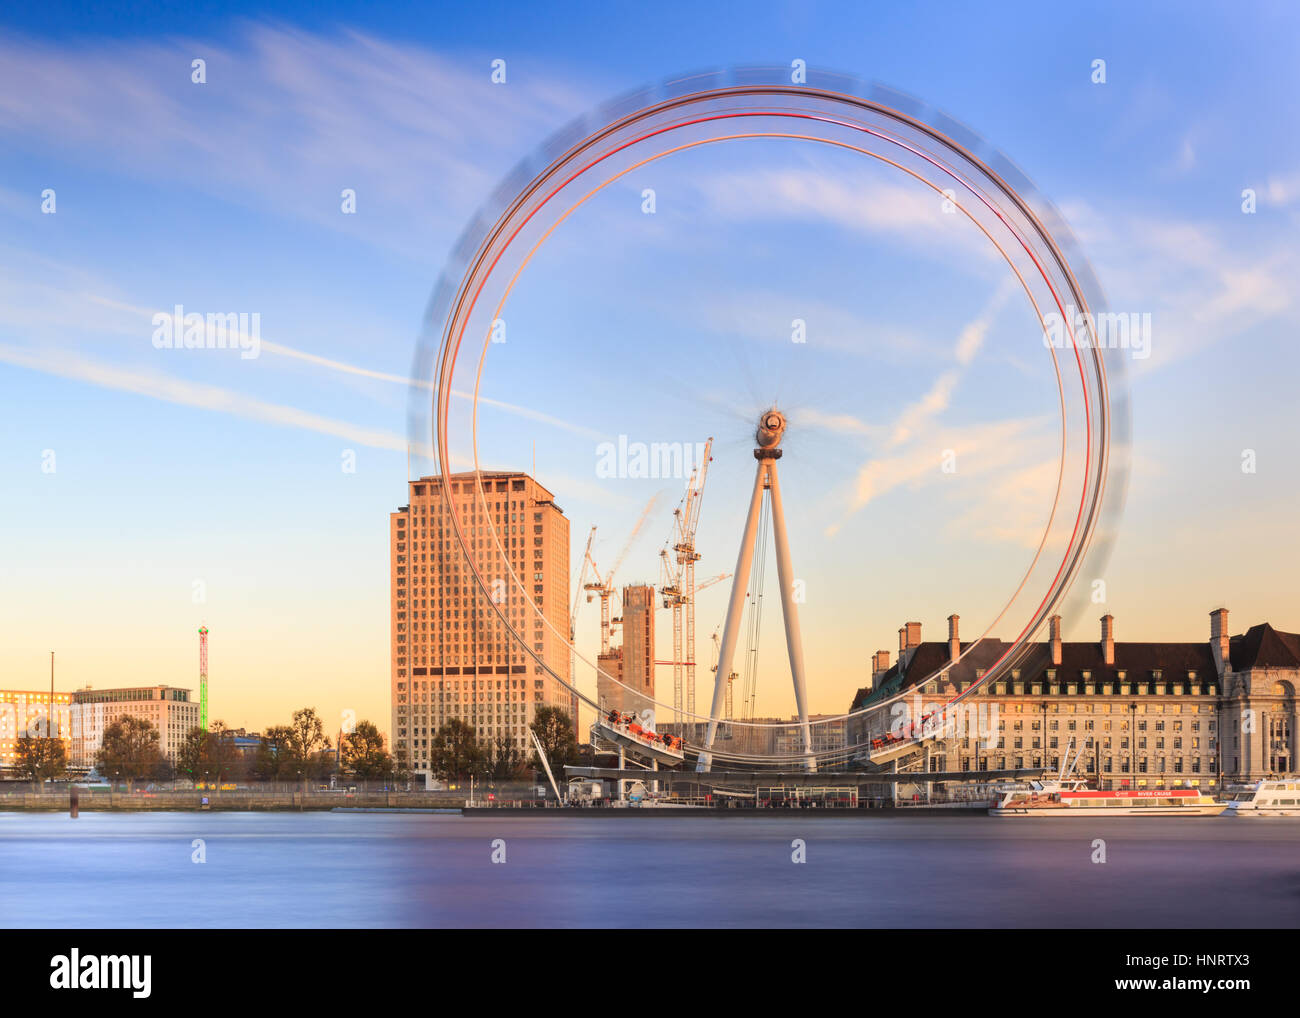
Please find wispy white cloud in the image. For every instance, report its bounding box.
[794,407,884,441]
[692,166,1002,268]
[1265,170,1300,206]
[945,454,1062,550]
[885,279,1014,449]
[0,339,428,455]
[816,279,1031,538]
[0,25,586,257]
[824,415,1053,539]
[78,293,607,440]
[695,290,936,361]
[0,335,640,508]
[1105,218,1299,375]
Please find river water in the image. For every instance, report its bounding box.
[2,811,1297,927]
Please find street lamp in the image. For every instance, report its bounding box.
[1129,702,1137,783]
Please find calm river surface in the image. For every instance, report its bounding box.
[2,811,1298,927]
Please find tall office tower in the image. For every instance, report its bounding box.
[392,472,571,786]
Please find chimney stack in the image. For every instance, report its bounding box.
[1100,614,1114,666]
[1210,607,1230,673]
[871,650,890,680]
[1049,615,1062,666]
[899,623,922,671]
[947,614,960,663]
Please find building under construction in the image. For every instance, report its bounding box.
[595,583,655,716]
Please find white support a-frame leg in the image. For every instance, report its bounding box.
[697,410,816,774]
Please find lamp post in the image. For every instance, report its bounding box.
[1040,702,1047,772]
[1129,702,1137,783]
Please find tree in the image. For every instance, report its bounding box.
[176,727,207,784]
[529,706,578,774]
[251,724,295,782]
[429,719,484,781]
[307,743,336,783]
[281,709,331,789]
[288,708,326,759]
[96,716,162,792]
[204,721,240,783]
[340,721,393,782]
[486,734,527,780]
[250,728,279,782]
[14,735,67,791]
[391,745,412,789]
[176,721,240,785]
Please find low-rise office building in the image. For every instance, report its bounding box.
[0,690,73,773]
[69,686,200,768]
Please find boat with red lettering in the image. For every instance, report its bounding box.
[990,779,1226,817]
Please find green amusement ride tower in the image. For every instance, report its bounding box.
[198,625,209,731]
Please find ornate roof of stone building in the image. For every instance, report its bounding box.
[850,631,1221,711]
[855,639,1009,707]
[1229,624,1300,671]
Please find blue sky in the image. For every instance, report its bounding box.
[3,0,1299,735]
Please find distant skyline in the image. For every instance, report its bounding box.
[3,1,1300,738]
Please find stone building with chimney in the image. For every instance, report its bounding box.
[848,608,1299,789]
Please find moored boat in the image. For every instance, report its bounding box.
[990,779,1226,817]
[1222,777,1300,817]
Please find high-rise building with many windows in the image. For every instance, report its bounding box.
[391,472,571,785]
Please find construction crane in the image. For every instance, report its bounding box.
[657,571,728,609]
[570,525,597,644]
[657,438,713,722]
[653,574,729,647]
[584,495,658,655]
[568,526,597,726]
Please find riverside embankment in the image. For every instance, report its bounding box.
[0,788,466,811]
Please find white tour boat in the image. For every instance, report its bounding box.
[988,736,1225,816]
[1223,778,1300,817]
[989,779,1227,817]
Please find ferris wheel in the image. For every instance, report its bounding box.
[410,66,1129,773]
